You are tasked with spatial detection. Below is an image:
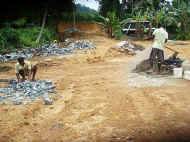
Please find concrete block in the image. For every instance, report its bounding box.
[182,60,190,71]
[184,71,190,80]
[173,68,183,78]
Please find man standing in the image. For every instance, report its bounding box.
[150,26,168,73]
[15,57,37,82]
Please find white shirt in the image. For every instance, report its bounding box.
[152,27,168,50]
[15,60,34,73]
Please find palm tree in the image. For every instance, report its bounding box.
[97,11,122,39]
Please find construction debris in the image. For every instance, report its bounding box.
[115,41,144,55]
[106,41,144,57]
[0,49,34,62]
[0,39,96,62]
[0,80,55,105]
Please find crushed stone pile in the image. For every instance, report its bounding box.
[35,39,95,56]
[34,43,73,56]
[116,41,144,51]
[115,41,144,54]
[67,39,95,50]
[0,39,96,62]
[0,80,55,105]
[106,41,144,57]
[0,48,34,62]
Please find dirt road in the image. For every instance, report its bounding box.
[1,36,190,142]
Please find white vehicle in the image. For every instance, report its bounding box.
[122,20,156,35]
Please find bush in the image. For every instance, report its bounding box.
[0,34,7,53]
[0,26,55,53]
[17,27,55,47]
[112,17,123,39]
[96,11,123,39]
[0,27,21,53]
[13,18,27,27]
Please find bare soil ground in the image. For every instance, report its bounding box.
[1,35,190,142]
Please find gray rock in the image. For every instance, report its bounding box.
[116,41,144,53]
[43,96,53,105]
[0,39,96,62]
[0,80,56,105]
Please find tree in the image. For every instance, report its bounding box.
[36,6,48,43]
[173,0,190,39]
[97,11,122,39]
[98,0,121,17]
[0,0,75,44]
[121,0,166,14]
[0,0,74,22]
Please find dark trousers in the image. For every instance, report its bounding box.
[149,48,164,72]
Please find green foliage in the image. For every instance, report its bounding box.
[17,27,54,47]
[119,0,190,40]
[0,26,55,53]
[113,22,123,39]
[99,0,121,17]
[97,11,123,39]
[107,12,122,39]
[75,13,100,22]
[153,9,165,27]
[168,0,190,40]
[61,4,99,23]
[0,27,20,53]
[13,18,27,27]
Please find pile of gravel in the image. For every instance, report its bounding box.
[0,80,55,105]
[115,41,144,54]
[0,39,96,62]
[34,43,73,56]
[0,49,34,62]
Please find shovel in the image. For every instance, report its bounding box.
[165,46,180,54]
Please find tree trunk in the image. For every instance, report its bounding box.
[108,26,113,38]
[73,9,76,28]
[36,7,48,43]
[148,23,152,38]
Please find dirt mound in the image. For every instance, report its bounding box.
[134,59,152,73]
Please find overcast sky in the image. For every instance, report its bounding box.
[75,0,173,11]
